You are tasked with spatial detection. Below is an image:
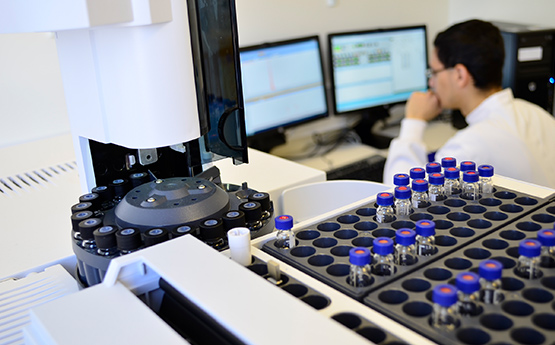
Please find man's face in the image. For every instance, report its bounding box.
[428,48,456,109]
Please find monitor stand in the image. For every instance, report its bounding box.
[353,106,392,149]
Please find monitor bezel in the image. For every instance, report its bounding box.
[239,35,329,138]
[327,24,428,116]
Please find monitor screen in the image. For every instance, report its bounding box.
[239,36,328,137]
[329,25,428,114]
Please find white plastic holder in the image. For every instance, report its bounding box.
[227,227,252,266]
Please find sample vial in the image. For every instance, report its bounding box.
[441,157,457,169]
[376,192,395,223]
[455,272,481,316]
[116,227,143,254]
[248,192,272,220]
[430,284,460,331]
[537,229,555,268]
[478,165,495,195]
[415,219,436,256]
[372,237,395,276]
[461,171,480,201]
[200,219,227,250]
[479,260,503,304]
[394,186,412,218]
[274,215,295,249]
[515,239,542,279]
[394,228,417,266]
[426,162,442,178]
[143,228,170,247]
[428,173,446,202]
[411,179,430,209]
[93,225,119,256]
[444,167,462,196]
[409,167,426,181]
[348,247,372,287]
[393,173,410,187]
[460,161,476,172]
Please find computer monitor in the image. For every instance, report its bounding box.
[328,25,428,117]
[239,36,328,152]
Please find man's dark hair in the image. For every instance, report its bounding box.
[434,19,505,90]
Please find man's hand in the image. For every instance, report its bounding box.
[405,91,442,121]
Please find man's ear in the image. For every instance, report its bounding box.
[453,63,473,88]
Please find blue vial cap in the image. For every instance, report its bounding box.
[478,165,494,177]
[415,219,435,237]
[275,215,293,230]
[462,171,479,183]
[426,162,441,174]
[393,173,410,186]
[377,192,394,206]
[429,173,445,185]
[432,284,458,307]
[349,247,371,266]
[519,239,542,257]
[412,179,428,192]
[394,186,411,200]
[410,167,426,179]
[538,229,555,247]
[373,237,394,255]
[479,260,503,281]
[456,272,481,294]
[444,167,460,179]
[460,161,476,172]
[441,157,457,168]
[395,228,416,246]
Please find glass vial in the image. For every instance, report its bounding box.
[394,228,417,265]
[538,229,555,268]
[430,284,460,331]
[455,272,481,316]
[479,260,503,304]
[426,161,441,179]
[428,173,446,202]
[348,247,372,287]
[409,167,426,181]
[274,215,295,249]
[441,156,457,169]
[444,167,462,196]
[394,186,412,218]
[372,237,395,276]
[459,161,476,173]
[376,192,395,223]
[411,179,430,209]
[393,173,410,187]
[461,171,480,201]
[478,165,494,195]
[415,219,436,256]
[515,239,542,279]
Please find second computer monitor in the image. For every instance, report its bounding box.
[329,25,428,115]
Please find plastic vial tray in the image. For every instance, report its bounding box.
[331,312,408,345]
[363,201,555,345]
[263,186,552,301]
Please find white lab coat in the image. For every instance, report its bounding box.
[383,89,555,189]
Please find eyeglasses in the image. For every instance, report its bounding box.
[426,67,452,79]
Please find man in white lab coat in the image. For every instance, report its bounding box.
[383,19,555,189]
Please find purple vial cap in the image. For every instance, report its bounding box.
[373,237,394,255]
[426,162,441,174]
[393,173,410,186]
[410,167,426,179]
[395,228,416,246]
[377,192,394,206]
[429,173,445,185]
[412,179,428,192]
[394,186,411,200]
[463,171,479,183]
[444,167,460,179]
[478,165,494,177]
[519,239,542,257]
[441,157,457,168]
[460,161,476,172]
[275,215,294,230]
[433,284,458,307]
[456,272,481,294]
[538,229,555,247]
[479,260,503,281]
[349,247,371,266]
[415,219,435,237]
